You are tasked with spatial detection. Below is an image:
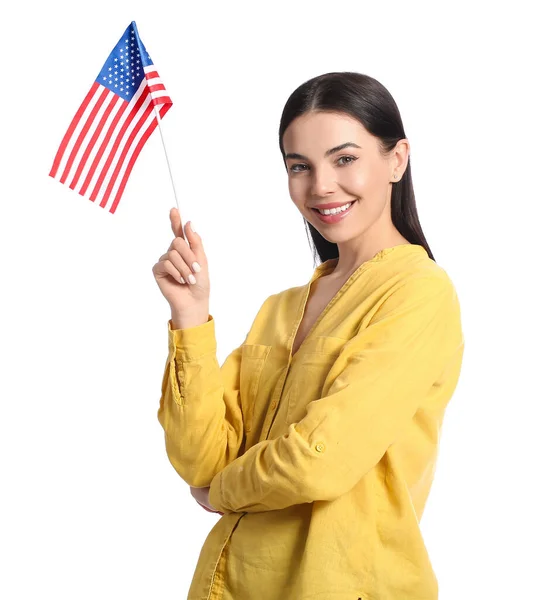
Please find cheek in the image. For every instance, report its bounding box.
[341,167,381,197]
[288,177,306,201]
[345,168,370,190]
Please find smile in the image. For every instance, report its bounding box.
[311,200,357,223]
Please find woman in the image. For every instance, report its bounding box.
[152,72,464,600]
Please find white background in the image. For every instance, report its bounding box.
[1,1,553,598]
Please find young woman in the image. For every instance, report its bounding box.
[152,72,465,600]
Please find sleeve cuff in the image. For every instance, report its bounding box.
[167,313,217,361]
[209,470,227,513]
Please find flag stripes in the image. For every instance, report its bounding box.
[49,22,172,215]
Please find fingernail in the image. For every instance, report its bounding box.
[190,221,196,233]
[192,262,201,273]
[187,274,196,285]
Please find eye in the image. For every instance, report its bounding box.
[289,163,308,173]
[288,155,358,173]
[337,155,358,166]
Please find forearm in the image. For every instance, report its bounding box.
[158,314,245,488]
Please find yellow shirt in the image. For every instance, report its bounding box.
[157,244,465,600]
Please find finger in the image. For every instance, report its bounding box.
[169,212,206,269]
[166,249,196,284]
[196,500,218,514]
[169,207,185,239]
[162,258,188,285]
[152,259,186,285]
[182,220,207,265]
[170,236,202,277]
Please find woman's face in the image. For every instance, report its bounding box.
[282,111,408,244]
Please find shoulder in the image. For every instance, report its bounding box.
[391,249,460,303]
[363,253,462,336]
[379,272,460,323]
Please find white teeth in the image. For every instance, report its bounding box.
[317,201,353,215]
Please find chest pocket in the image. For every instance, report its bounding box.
[239,344,272,433]
[285,336,344,425]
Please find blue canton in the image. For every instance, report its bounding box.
[95,21,154,101]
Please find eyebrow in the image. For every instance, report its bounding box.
[284,142,362,161]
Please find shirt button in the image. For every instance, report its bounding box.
[315,442,325,453]
[270,401,277,410]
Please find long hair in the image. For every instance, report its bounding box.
[278,72,435,265]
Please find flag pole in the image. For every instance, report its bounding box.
[153,104,184,236]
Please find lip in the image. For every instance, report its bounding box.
[311,200,357,224]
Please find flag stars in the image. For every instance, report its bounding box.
[95,28,157,100]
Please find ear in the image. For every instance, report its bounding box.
[390,139,410,179]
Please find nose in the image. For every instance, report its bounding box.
[310,164,337,197]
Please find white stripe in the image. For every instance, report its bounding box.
[146,77,163,86]
[106,108,158,211]
[54,85,105,181]
[74,94,125,194]
[84,80,148,198]
[93,86,152,203]
[143,65,158,74]
[151,90,170,100]
[64,91,115,188]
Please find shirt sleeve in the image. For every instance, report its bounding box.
[157,314,248,488]
[209,275,464,514]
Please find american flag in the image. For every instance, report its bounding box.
[49,21,172,214]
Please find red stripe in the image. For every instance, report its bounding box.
[100,101,155,208]
[59,87,110,184]
[145,70,159,79]
[69,93,119,190]
[49,82,99,178]
[148,84,166,93]
[109,102,171,214]
[78,100,127,197]
[89,87,150,201]
[152,96,172,106]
